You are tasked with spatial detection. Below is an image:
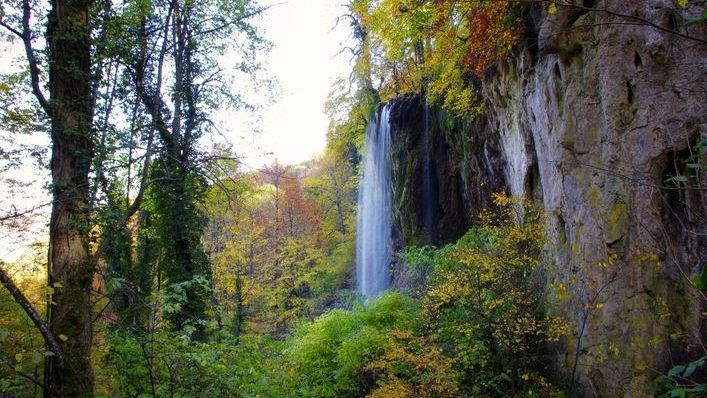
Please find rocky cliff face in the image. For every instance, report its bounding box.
[386,94,506,290]
[388,1,705,395]
[388,94,506,247]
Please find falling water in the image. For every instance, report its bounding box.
[356,104,392,298]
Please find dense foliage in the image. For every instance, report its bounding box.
[348,0,521,117]
[270,195,565,397]
[90,193,565,397]
[416,194,567,395]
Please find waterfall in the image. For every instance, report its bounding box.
[356,104,392,298]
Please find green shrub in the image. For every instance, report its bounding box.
[280,292,423,397]
[102,331,274,398]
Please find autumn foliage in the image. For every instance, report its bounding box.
[351,0,521,116]
[456,0,520,77]
[277,194,567,396]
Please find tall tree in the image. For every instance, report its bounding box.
[38,0,95,394]
[0,0,95,395]
[123,0,269,339]
[0,0,155,393]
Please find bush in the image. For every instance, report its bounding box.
[280,292,455,397]
[102,331,274,397]
[421,194,566,396]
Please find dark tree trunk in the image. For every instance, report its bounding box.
[44,0,95,396]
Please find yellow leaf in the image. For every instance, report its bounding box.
[58,334,68,342]
[548,3,557,15]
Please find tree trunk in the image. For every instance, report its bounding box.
[44,0,95,396]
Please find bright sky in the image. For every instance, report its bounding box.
[232,0,353,167]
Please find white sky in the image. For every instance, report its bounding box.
[231,0,353,167]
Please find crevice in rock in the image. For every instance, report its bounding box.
[660,146,702,263]
[554,61,562,81]
[524,161,543,202]
[658,145,705,369]
[523,0,542,63]
[667,11,678,32]
[557,213,568,246]
[634,51,643,68]
[567,9,587,27]
[626,81,634,104]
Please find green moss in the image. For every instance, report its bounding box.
[588,186,600,208]
[630,314,649,330]
[602,201,628,244]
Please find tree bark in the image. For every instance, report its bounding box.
[44,0,95,396]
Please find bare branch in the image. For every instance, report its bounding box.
[0,264,64,367]
[528,0,707,45]
[193,5,275,38]
[20,0,50,114]
[0,18,24,39]
[0,201,52,223]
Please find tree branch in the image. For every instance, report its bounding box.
[89,126,155,265]
[540,0,707,45]
[0,353,45,389]
[0,264,64,367]
[0,19,24,39]
[21,0,50,114]
[192,5,273,38]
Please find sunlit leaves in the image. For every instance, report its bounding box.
[203,156,356,339]
[419,193,567,395]
[349,0,521,117]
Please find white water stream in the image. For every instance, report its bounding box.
[355,105,392,298]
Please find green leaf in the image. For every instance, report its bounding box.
[665,175,688,183]
[688,384,706,393]
[677,0,689,8]
[58,334,68,342]
[686,11,707,26]
[671,388,687,398]
[693,267,707,292]
[31,352,42,365]
[668,364,686,377]
[683,362,697,377]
